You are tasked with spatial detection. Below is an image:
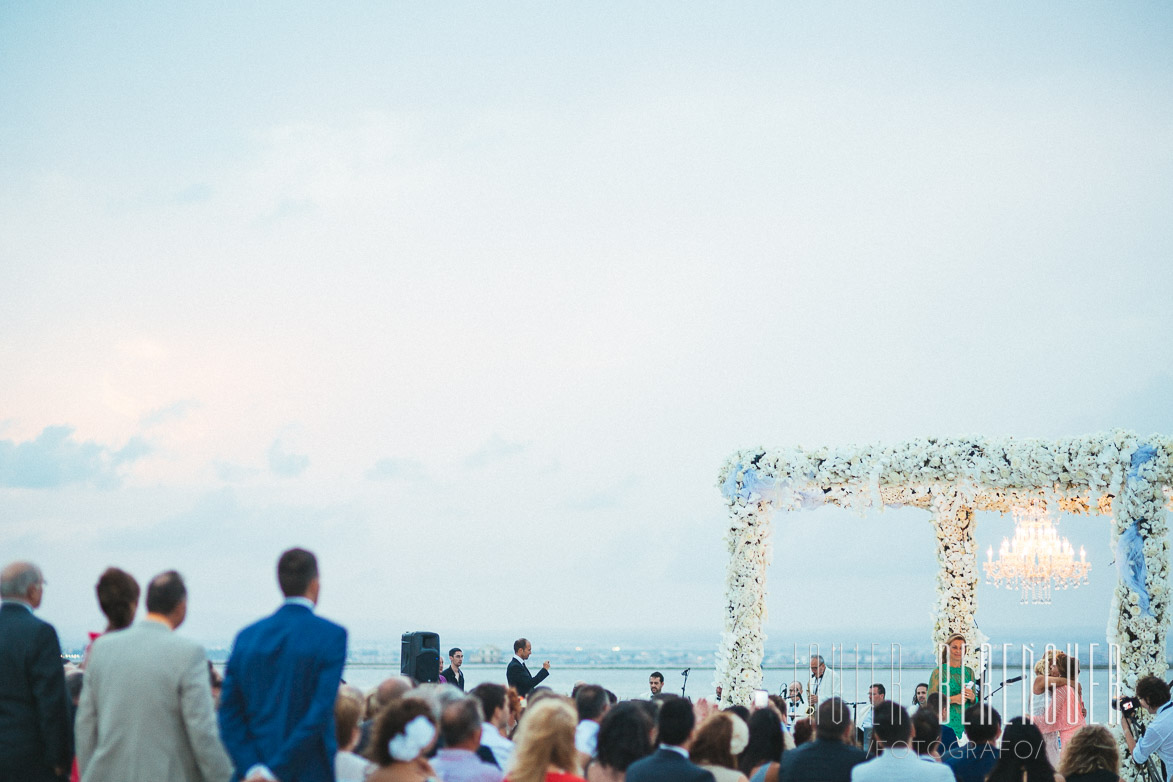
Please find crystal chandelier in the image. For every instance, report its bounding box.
[984,503,1090,604]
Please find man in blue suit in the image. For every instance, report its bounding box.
[219,548,347,782]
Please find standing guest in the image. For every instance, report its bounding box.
[647,672,665,699]
[691,712,750,782]
[807,656,843,710]
[943,705,1001,782]
[740,709,783,780]
[849,702,952,782]
[775,698,865,782]
[366,698,439,782]
[928,634,976,742]
[76,571,232,782]
[985,718,1062,782]
[913,683,929,709]
[506,639,550,698]
[573,685,609,763]
[857,684,884,756]
[1058,725,1120,782]
[924,693,959,754]
[219,547,348,782]
[335,692,374,782]
[1033,651,1086,765]
[1121,675,1173,779]
[431,699,503,782]
[585,702,654,782]
[357,676,415,755]
[626,695,715,782]
[1030,652,1061,762]
[470,683,514,770]
[443,648,466,691]
[82,567,140,667]
[0,561,72,782]
[505,698,586,782]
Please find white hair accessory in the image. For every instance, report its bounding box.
[729,713,750,755]
[387,715,436,762]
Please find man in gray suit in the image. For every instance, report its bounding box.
[76,571,233,782]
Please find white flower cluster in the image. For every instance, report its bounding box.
[714,432,1173,710]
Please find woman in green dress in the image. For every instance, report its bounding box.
[928,633,977,740]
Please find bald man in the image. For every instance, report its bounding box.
[0,561,72,781]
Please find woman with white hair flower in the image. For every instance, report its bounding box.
[690,712,751,782]
[366,697,440,782]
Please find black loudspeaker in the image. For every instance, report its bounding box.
[401,631,441,683]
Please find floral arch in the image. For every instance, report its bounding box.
[714,432,1173,708]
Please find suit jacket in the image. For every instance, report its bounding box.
[218,603,347,782]
[505,658,548,697]
[777,738,867,782]
[75,620,233,782]
[441,665,465,691]
[625,748,715,782]
[0,602,72,781]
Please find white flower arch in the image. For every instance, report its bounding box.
[715,432,1173,722]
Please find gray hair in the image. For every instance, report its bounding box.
[810,654,825,665]
[0,562,43,598]
[407,682,467,721]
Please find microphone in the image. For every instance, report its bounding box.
[681,667,691,676]
[1001,675,1024,685]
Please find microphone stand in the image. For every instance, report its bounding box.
[681,667,690,698]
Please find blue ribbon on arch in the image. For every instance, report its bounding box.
[1116,443,1158,618]
[721,464,824,508]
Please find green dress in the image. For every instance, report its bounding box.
[928,663,976,738]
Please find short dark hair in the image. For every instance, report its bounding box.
[96,567,140,630]
[650,671,664,682]
[739,708,784,776]
[815,697,852,741]
[656,695,695,746]
[1138,676,1172,707]
[595,702,654,771]
[575,684,609,721]
[513,638,529,653]
[964,704,1002,744]
[870,683,886,696]
[873,701,911,745]
[145,571,186,615]
[277,548,318,597]
[448,647,462,658]
[911,707,940,756]
[471,683,506,719]
[440,698,483,746]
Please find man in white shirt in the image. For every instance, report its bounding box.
[858,683,885,754]
[574,685,609,763]
[470,683,514,770]
[851,701,953,782]
[646,671,665,699]
[808,654,844,709]
[1122,676,1173,782]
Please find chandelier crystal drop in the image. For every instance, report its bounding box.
[983,502,1091,604]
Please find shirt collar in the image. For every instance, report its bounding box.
[512,654,525,664]
[659,744,689,758]
[283,596,315,611]
[1,599,33,612]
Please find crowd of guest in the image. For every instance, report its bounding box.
[0,554,1155,782]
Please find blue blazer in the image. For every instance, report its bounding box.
[218,603,347,782]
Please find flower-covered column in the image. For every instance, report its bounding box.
[714,499,773,707]
[930,495,984,662]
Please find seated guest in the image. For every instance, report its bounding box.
[691,712,750,782]
[585,702,654,782]
[366,697,440,782]
[943,705,1001,782]
[357,675,415,754]
[740,708,783,780]
[626,695,716,782]
[1058,724,1120,782]
[791,718,813,747]
[471,683,515,768]
[985,717,1062,782]
[910,707,943,760]
[850,702,952,782]
[505,697,586,782]
[913,683,929,709]
[336,690,375,782]
[924,693,958,754]
[774,698,865,782]
[432,698,504,782]
[574,684,610,763]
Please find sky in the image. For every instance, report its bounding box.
[2,2,1172,651]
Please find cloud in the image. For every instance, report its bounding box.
[0,426,149,489]
[215,460,261,483]
[140,399,200,428]
[464,435,525,469]
[268,439,309,477]
[366,457,426,482]
[564,475,641,511]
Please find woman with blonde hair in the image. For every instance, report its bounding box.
[927,632,976,741]
[505,698,586,782]
[690,712,750,782]
[1058,725,1120,782]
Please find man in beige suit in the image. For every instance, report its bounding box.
[76,570,233,782]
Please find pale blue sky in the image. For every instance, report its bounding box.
[1,2,1172,649]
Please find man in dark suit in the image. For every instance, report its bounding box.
[442,647,465,691]
[0,561,72,782]
[505,638,549,697]
[777,697,866,782]
[219,548,348,782]
[625,696,714,782]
